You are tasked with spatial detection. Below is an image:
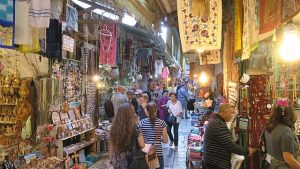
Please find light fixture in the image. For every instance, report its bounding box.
[122,13,137,26]
[197,48,204,53]
[92,8,119,20]
[199,71,208,84]
[167,77,171,81]
[279,22,300,62]
[72,0,91,9]
[93,75,100,82]
[193,74,197,78]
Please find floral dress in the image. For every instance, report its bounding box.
[112,151,131,169]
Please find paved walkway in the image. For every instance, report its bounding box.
[90,119,199,169]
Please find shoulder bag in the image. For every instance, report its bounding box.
[127,126,149,169]
[165,103,176,124]
[147,121,162,161]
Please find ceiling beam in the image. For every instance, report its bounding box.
[154,0,168,17]
[161,0,172,14]
[79,0,120,15]
[128,0,156,22]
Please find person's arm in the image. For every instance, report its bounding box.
[214,125,249,156]
[137,133,145,149]
[283,152,300,169]
[108,140,114,163]
[281,131,300,169]
[162,127,168,144]
[177,101,183,117]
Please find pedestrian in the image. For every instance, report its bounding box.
[177,82,190,119]
[108,103,147,169]
[127,89,138,113]
[166,93,183,148]
[157,90,169,120]
[111,86,128,117]
[138,102,168,169]
[264,100,300,169]
[203,103,255,169]
[137,93,150,120]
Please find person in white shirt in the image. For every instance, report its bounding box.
[166,93,183,148]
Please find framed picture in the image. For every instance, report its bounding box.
[51,111,61,125]
[60,111,69,124]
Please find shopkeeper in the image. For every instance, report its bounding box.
[203,103,256,169]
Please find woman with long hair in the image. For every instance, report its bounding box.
[139,102,168,169]
[109,103,146,169]
[265,100,300,169]
[166,93,183,148]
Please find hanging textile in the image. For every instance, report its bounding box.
[282,0,300,22]
[242,0,250,60]
[116,38,121,65]
[136,48,152,72]
[15,0,30,45]
[44,19,62,59]
[99,23,117,65]
[199,50,221,65]
[29,0,50,28]
[66,4,78,32]
[259,0,281,34]
[0,0,15,48]
[234,0,243,53]
[248,0,259,48]
[19,27,40,53]
[50,0,63,20]
[154,59,164,77]
[177,0,222,52]
[161,67,169,79]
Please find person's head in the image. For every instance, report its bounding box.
[142,91,151,102]
[118,86,126,94]
[110,103,137,152]
[126,90,135,100]
[266,106,296,132]
[169,93,177,101]
[138,94,149,105]
[146,102,158,126]
[218,103,235,122]
[162,90,168,97]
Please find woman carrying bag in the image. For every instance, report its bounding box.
[139,102,168,169]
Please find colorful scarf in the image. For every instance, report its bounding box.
[234,0,243,53]
[0,0,15,48]
[99,23,117,65]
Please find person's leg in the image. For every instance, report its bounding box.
[173,123,179,146]
[157,155,164,169]
[167,123,173,145]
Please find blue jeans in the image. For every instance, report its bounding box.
[167,123,179,146]
[157,155,164,169]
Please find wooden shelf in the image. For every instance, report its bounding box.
[58,127,95,141]
[64,140,96,156]
[0,122,16,125]
[57,118,87,127]
[0,103,17,106]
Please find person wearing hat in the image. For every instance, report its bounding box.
[126,90,138,113]
[203,103,256,169]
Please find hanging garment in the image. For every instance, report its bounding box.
[81,43,98,75]
[19,27,41,53]
[50,0,63,20]
[99,23,117,65]
[154,60,164,77]
[136,48,151,72]
[15,1,30,45]
[234,0,243,52]
[29,0,50,28]
[0,0,15,48]
[66,5,78,31]
[40,19,61,58]
[161,67,169,79]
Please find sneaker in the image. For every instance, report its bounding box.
[169,141,173,147]
[174,146,178,150]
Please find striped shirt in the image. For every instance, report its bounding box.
[138,118,167,156]
[203,114,248,169]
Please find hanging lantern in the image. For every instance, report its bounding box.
[279,22,300,61]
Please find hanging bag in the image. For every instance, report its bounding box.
[127,126,148,169]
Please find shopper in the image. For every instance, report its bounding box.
[127,89,138,113]
[137,93,150,120]
[203,103,255,169]
[157,90,169,120]
[138,102,168,169]
[108,103,147,169]
[177,82,189,119]
[111,86,128,117]
[265,102,300,169]
[166,93,183,148]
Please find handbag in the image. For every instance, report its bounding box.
[147,121,162,161]
[166,114,176,124]
[127,126,148,169]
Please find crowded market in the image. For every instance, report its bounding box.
[0,0,300,169]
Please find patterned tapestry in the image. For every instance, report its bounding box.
[259,0,281,34]
[199,50,221,65]
[0,0,15,48]
[99,23,117,65]
[177,0,222,52]
[282,0,300,22]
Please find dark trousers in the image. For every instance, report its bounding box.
[203,162,225,169]
[157,155,164,169]
[167,123,179,146]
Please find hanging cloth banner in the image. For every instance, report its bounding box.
[0,0,15,48]
[259,0,281,34]
[234,0,242,53]
[242,0,251,60]
[199,50,221,65]
[177,0,222,52]
[99,23,117,65]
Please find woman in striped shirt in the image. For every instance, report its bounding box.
[138,102,168,169]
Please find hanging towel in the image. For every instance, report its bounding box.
[29,0,50,28]
[50,0,63,20]
[15,1,30,44]
[66,5,78,31]
[0,0,15,48]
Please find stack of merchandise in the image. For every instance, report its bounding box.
[187,127,204,162]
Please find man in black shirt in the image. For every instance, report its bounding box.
[203,103,256,169]
[126,90,138,113]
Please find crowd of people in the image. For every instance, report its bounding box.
[105,81,300,169]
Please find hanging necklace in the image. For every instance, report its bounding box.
[293,74,297,101]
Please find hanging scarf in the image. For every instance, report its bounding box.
[234,0,243,53]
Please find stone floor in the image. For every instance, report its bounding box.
[90,119,201,169]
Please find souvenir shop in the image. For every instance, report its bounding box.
[179,0,300,169]
[0,0,178,168]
